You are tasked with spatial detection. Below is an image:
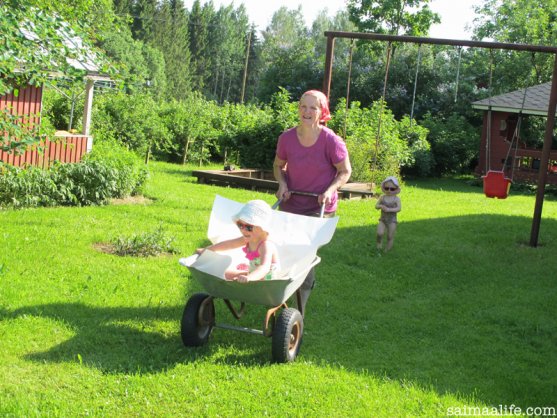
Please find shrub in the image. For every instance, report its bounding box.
[111,225,177,257]
[159,96,219,165]
[0,164,60,207]
[83,140,148,197]
[92,92,171,161]
[0,142,148,208]
[420,112,479,175]
[231,88,298,169]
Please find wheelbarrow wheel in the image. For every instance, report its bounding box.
[272,308,303,363]
[181,293,215,347]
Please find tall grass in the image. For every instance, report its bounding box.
[0,162,555,416]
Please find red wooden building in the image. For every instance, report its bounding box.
[0,82,96,169]
[472,82,557,185]
[0,18,107,169]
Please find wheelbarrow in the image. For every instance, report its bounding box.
[179,194,338,363]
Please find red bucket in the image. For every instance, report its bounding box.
[483,170,512,199]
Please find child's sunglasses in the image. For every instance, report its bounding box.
[236,222,254,232]
[383,187,398,191]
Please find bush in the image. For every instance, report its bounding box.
[111,225,177,257]
[231,88,298,169]
[420,112,479,175]
[0,142,148,208]
[83,140,148,197]
[330,100,425,185]
[92,92,171,161]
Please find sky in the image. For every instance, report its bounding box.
[183,0,485,40]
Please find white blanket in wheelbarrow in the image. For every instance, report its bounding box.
[179,195,338,307]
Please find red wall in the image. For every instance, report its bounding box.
[0,84,90,168]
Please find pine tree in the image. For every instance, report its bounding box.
[188,0,213,92]
[151,0,192,99]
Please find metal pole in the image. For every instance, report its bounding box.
[529,53,557,247]
[323,31,557,54]
[240,31,251,104]
[323,34,335,98]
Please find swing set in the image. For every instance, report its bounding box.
[321,31,557,247]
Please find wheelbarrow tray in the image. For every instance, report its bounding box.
[179,194,338,307]
[180,252,321,307]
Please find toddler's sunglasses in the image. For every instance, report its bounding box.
[383,186,398,191]
[236,222,254,232]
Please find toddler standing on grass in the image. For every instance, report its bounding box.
[196,200,280,282]
[375,176,401,252]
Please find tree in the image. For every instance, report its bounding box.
[257,7,321,101]
[346,0,440,36]
[472,0,557,90]
[151,0,192,100]
[188,0,214,92]
[206,4,251,102]
[0,1,110,96]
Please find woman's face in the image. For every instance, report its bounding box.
[299,94,322,126]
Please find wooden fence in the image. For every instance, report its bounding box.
[0,133,92,169]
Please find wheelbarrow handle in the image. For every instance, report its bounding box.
[272,191,326,218]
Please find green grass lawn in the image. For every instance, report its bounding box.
[1,162,556,416]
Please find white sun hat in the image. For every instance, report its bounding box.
[381,176,400,188]
[232,200,273,232]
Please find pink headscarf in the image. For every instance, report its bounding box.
[301,90,331,123]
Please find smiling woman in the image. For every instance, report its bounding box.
[272,89,352,314]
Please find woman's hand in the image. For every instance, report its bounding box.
[319,189,334,206]
[276,183,291,201]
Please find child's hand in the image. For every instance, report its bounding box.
[235,275,249,283]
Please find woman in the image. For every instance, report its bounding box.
[273,90,352,314]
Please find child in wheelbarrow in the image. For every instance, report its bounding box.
[196,200,280,283]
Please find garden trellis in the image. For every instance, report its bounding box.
[322,31,557,247]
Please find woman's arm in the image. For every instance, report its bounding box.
[321,156,352,205]
[273,155,290,201]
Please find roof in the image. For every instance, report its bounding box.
[472,82,557,116]
[10,13,104,77]
[20,23,99,73]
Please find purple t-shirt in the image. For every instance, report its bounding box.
[276,126,348,215]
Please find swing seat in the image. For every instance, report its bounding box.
[483,170,512,199]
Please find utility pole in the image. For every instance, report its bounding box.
[240,31,251,103]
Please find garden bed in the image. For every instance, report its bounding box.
[192,168,375,199]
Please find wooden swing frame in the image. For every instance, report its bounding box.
[321,31,557,247]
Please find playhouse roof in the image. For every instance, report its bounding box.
[472,82,557,116]
[13,14,105,77]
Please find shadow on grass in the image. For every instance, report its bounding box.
[3,213,556,408]
[308,213,557,408]
[2,301,276,374]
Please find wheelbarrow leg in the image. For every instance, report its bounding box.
[297,267,315,317]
